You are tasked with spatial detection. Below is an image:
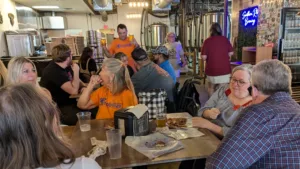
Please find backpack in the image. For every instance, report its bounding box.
[79,58,91,82]
[176,77,201,117]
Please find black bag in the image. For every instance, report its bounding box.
[176,77,201,117]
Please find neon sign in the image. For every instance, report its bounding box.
[240,6,259,27]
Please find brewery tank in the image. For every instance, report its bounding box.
[145,22,168,48]
[184,16,202,48]
[202,12,224,42]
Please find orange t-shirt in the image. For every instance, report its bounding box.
[109,37,136,71]
[90,86,138,119]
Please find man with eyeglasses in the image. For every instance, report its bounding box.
[206,60,300,169]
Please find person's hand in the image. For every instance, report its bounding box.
[131,38,139,47]
[182,60,187,67]
[203,108,221,120]
[71,63,79,73]
[88,75,101,88]
[192,117,211,128]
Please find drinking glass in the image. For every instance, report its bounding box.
[156,106,167,128]
[128,34,134,41]
[76,112,91,132]
[106,129,122,159]
[101,38,106,46]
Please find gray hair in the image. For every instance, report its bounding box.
[252,60,292,95]
[232,64,253,82]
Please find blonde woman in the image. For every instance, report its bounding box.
[6,57,52,99]
[0,84,101,169]
[0,60,7,86]
[164,32,187,78]
[78,58,138,119]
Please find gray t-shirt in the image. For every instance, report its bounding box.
[198,84,251,135]
[131,62,174,102]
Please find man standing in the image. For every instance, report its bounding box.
[131,47,174,102]
[40,44,83,125]
[206,60,300,168]
[102,24,139,71]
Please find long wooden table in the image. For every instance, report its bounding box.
[65,114,221,169]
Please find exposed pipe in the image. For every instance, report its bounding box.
[140,9,146,48]
[94,0,108,8]
[158,0,173,9]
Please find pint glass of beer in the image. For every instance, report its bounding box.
[128,34,134,41]
[101,38,106,46]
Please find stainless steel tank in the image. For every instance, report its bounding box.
[147,22,168,48]
[185,19,192,48]
[202,12,224,41]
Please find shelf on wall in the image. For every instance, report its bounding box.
[283,47,300,50]
[286,63,300,66]
[286,27,300,30]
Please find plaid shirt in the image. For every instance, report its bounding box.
[206,92,300,169]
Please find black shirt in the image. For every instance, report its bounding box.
[79,58,97,73]
[40,61,76,107]
[127,65,134,77]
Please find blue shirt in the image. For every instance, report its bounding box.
[159,60,176,83]
[206,92,300,169]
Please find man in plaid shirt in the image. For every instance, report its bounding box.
[206,60,300,169]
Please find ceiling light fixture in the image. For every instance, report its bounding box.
[32,6,59,9]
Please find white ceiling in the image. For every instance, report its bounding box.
[13,0,93,13]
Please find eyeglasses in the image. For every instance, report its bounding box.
[230,77,249,87]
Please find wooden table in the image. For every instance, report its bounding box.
[66,115,221,169]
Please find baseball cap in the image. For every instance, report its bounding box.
[131,47,148,61]
[151,46,169,55]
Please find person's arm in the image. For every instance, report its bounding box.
[77,75,100,110]
[201,40,207,61]
[61,63,81,95]
[198,85,225,117]
[228,40,234,60]
[206,107,275,169]
[192,117,224,136]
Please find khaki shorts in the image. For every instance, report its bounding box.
[207,74,230,84]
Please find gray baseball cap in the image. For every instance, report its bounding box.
[151,46,169,55]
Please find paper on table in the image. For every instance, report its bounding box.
[127,104,148,119]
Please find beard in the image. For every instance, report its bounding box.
[68,59,73,67]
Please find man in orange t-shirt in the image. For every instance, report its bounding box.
[102,24,139,71]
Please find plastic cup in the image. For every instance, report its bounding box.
[128,34,134,41]
[106,129,122,159]
[76,112,91,132]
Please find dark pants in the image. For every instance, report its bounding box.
[179,159,206,169]
[59,104,97,125]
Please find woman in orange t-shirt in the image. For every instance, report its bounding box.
[77,58,138,119]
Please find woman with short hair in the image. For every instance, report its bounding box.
[164,32,187,79]
[0,84,101,169]
[193,64,253,137]
[77,58,138,119]
[6,56,52,99]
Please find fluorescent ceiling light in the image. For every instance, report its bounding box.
[32,6,59,9]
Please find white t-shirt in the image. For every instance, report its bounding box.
[37,156,101,169]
